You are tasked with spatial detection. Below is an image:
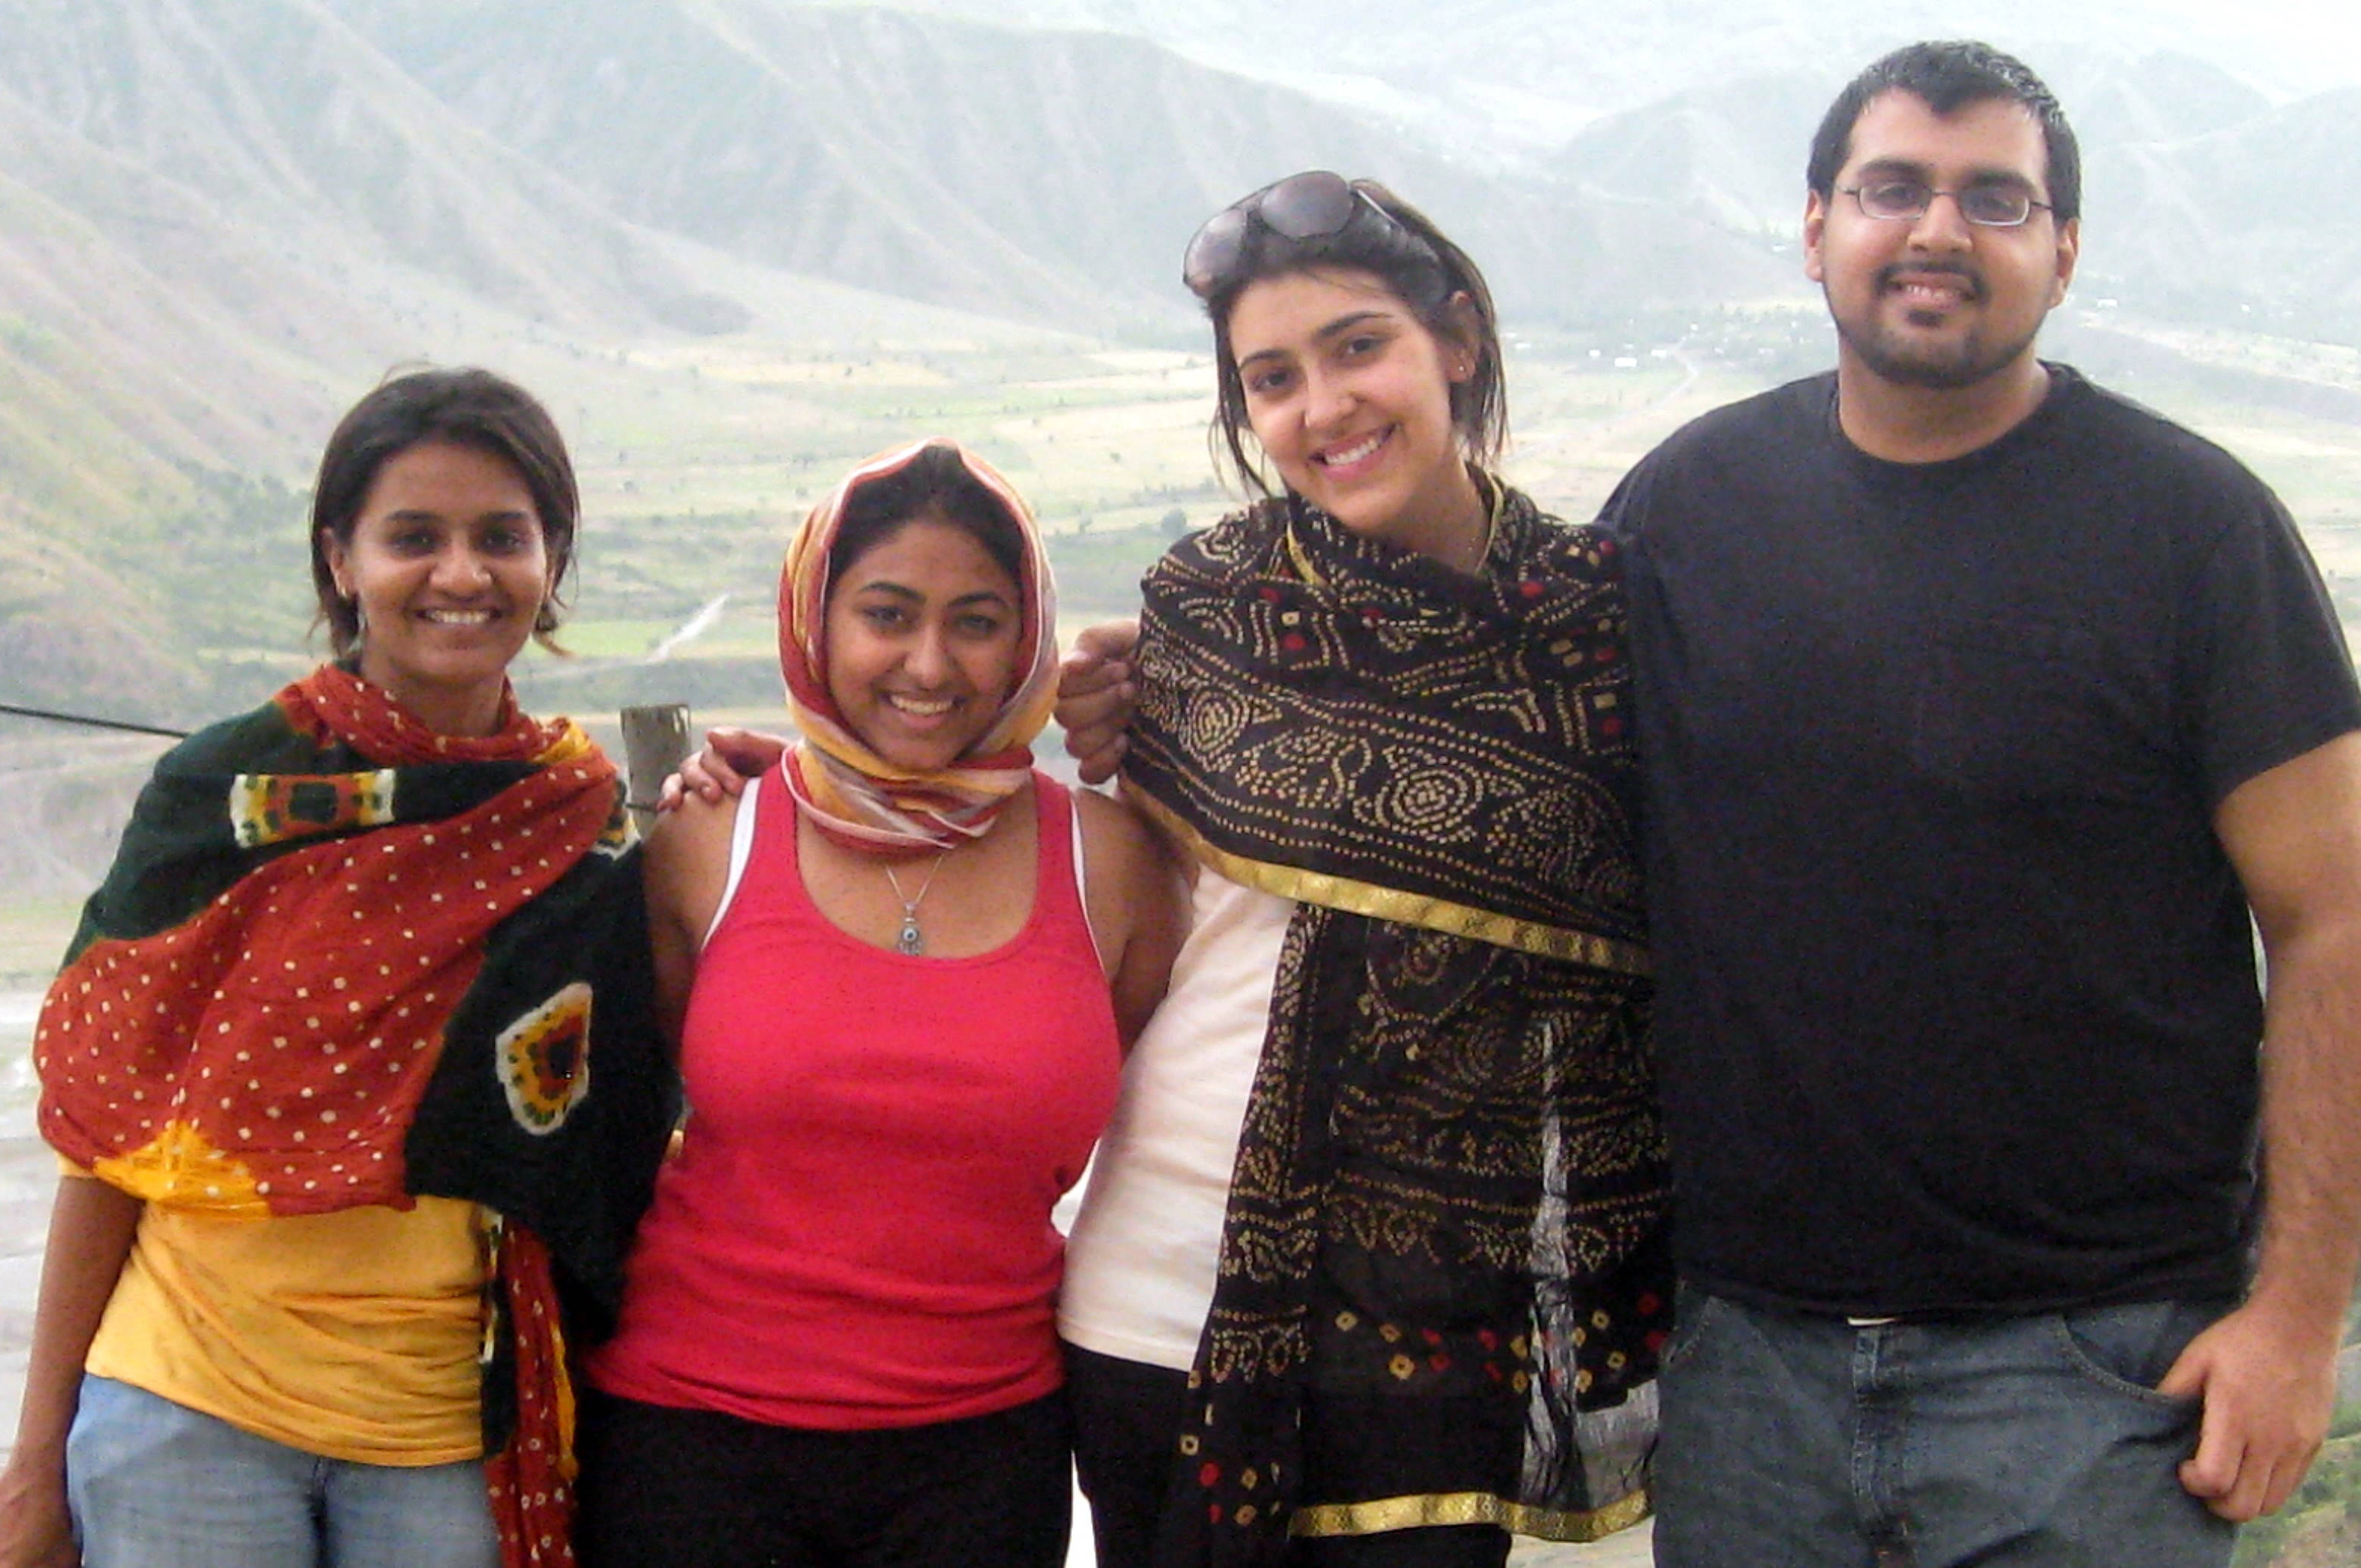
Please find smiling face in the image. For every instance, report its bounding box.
[1222,266,1487,566]
[822,514,1024,772]
[1806,90,2078,399]
[321,439,552,738]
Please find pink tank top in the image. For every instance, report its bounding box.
[588,772,1120,1429]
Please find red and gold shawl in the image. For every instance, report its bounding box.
[35,663,679,1568]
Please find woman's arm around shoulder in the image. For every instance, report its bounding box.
[1073,786,1188,1048]
[639,788,743,1048]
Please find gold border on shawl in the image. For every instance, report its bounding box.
[1134,792,1649,977]
[1289,1487,1652,1542]
[1282,471,1507,590]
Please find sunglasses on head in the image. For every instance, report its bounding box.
[1182,170,1395,299]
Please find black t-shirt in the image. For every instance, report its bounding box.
[1608,365,2361,1315]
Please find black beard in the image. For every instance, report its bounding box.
[1825,267,2042,392]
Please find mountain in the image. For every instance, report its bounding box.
[1559,72,1837,238]
[0,1,755,335]
[8,1,2338,384]
[2093,85,2361,326]
[846,0,2344,149]
[328,0,1389,335]
[1550,47,2299,302]
[3,0,2359,723]
[320,0,1795,337]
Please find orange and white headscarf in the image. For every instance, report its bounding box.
[778,439,1060,854]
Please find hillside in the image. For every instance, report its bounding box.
[3,0,2361,727]
[854,0,2361,145]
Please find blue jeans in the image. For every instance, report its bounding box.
[1653,1286,2238,1568]
[66,1375,499,1568]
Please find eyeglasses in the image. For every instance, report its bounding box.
[1839,179,2053,228]
[1182,170,1391,299]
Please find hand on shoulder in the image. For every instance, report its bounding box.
[658,726,789,810]
[1056,621,1141,787]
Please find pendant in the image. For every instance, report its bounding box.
[882,847,949,958]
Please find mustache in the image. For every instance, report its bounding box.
[1878,259,1985,299]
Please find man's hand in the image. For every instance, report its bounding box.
[657,726,789,810]
[1057,620,1142,786]
[2157,1296,2340,1520]
[2187,730,2361,1520]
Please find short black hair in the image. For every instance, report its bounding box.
[1807,41,2080,224]
[310,367,578,657]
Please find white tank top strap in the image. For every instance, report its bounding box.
[1068,781,1103,972]
[701,773,766,952]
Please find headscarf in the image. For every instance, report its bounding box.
[775,439,1059,854]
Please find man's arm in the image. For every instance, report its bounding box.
[2159,729,2361,1520]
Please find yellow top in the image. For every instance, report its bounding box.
[81,1174,487,1464]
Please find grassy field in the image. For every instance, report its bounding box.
[520,305,2361,739]
[12,290,2361,866]
[2235,1409,2361,1567]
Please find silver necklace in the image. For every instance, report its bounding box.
[882,848,953,957]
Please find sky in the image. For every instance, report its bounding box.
[2122,0,2361,91]
[864,0,2361,97]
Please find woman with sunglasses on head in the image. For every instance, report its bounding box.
[1052,172,1671,1568]
[0,368,676,1568]
[572,441,1183,1568]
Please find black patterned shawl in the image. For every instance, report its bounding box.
[1124,486,1671,1568]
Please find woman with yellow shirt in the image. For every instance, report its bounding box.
[0,368,675,1568]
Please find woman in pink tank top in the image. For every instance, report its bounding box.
[575,440,1183,1568]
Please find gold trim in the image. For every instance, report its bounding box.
[1136,792,1649,975]
[1290,1487,1652,1542]
[1470,469,1506,572]
[1282,469,1506,587]
[1283,514,1325,588]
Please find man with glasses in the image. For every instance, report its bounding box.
[1610,38,2361,1567]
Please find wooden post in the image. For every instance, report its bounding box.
[620,704,692,837]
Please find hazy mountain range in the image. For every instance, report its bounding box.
[3,0,2359,717]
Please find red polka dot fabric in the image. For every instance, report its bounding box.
[35,667,623,1215]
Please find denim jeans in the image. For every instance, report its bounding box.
[1653,1286,2238,1568]
[66,1375,499,1568]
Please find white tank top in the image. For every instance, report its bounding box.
[1058,872,1292,1369]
